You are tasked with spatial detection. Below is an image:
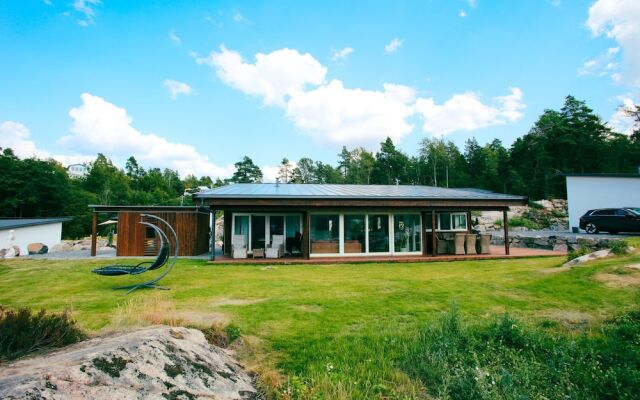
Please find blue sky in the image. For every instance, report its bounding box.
[1,0,638,181]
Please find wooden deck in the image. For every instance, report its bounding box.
[210,245,565,265]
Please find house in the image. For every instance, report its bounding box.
[66,163,88,179]
[0,217,71,254]
[565,173,640,232]
[193,183,527,260]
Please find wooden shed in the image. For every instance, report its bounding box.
[89,205,210,257]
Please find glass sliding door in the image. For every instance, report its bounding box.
[269,216,284,245]
[344,215,365,253]
[285,215,302,255]
[251,215,266,251]
[368,214,389,252]
[310,214,339,254]
[393,214,421,252]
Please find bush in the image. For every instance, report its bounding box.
[0,306,85,361]
[199,323,241,348]
[610,240,630,256]
[508,216,541,230]
[402,307,640,400]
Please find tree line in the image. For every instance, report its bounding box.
[1,94,639,238]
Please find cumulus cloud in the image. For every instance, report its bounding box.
[0,121,49,159]
[587,0,640,87]
[169,29,181,45]
[59,93,234,178]
[415,87,525,137]
[608,96,638,134]
[197,46,327,106]
[578,46,621,82]
[459,10,467,17]
[286,80,416,147]
[384,38,404,54]
[331,47,354,62]
[163,79,194,99]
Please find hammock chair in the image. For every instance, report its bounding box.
[92,214,179,294]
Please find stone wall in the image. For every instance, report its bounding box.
[491,234,623,253]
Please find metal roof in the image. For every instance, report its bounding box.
[0,217,72,230]
[194,183,526,201]
[562,173,640,178]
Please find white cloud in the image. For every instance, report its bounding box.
[233,12,249,23]
[169,29,181,45]
[197,45,327,106]
[578,46,620,81]
[163,79,194,99]
[43,0,54,6]
[72,0,101,27]
[285,80,416,147]
[58,93,234,179]
[415,87,525,137]
[331,47,354,63]
[0,121,49,159]
[468,0,478,7]
[384,38,404,54]
[261,165,280,183]
[609,96,638,134]
[459,10,467,17]
[587,0,640,87]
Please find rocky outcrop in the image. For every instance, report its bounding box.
[0,326,260,400]
[476,199,568,231]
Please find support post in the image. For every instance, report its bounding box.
[503,209,510,255]
[421,211,428,256]
[91,211,97,257]
[223,210,232,257]
[302,210,310,259]
[210,209,216,261]
[431,210,437,256]
[467,211,472,233]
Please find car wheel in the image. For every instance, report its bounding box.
[585,223,599,234]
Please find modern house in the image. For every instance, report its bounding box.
[565,173,640,232]
[194,183,527,261]
[66,163,89,179]
[0,217,71,254]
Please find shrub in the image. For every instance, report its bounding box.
[610,240,630,256]
[508,216,541,230]
[567,247,591,262]
[199,323,241,348]
[402,307,640,400]
[0,306,85,361]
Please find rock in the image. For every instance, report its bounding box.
[534,238,549,247]
[534,199,553,209]
[27,243,48,255]
[1,246,19,259]
[0,326,260,400]
[563,249,612,267]
[553,243,568,253]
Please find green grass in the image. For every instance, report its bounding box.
[1,248,640,398]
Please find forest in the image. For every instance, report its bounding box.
[1,95,639,238]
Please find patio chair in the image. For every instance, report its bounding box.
[478,234,492,254]
[450,233,466,255]
[266,234,284,258]
[92,214,179,294]
[465,234,477,255]
[232,235,248,259]
[435,233,451,254]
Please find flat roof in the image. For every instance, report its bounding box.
[563,173,640,178]
[195,183,526,201]
[0,217,72,230]
[89,205,210,212]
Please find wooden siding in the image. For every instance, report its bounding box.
[116,211,209,256]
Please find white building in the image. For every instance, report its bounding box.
[66,163,88,179]
[0,218,71,254]
[565,173,640,232]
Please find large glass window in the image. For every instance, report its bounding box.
[394,214,421,252]
[233,215,249,248]
[310,215,340,254]
[285,215,302,254]
[269,216,284,238]
[368,214,389,252]
[344,215,366,253]
[452,213,467,230]
[251,215,266,251]
[439,213,452,230]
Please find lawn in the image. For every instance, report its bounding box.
[1,247,640,399]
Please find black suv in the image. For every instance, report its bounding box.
[579,208,640,234]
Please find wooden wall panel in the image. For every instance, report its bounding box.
[116,211,210,256]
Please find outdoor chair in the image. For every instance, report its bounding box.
[452,233,466,255]
[478,234,492,254]
[435,233,451,254]
[266,234,284,258]
[91,214,179,294]
[232,235,248,259]
[465,234,477,255]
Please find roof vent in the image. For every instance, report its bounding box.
[275,177,280,187]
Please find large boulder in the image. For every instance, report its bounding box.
[27,243,48,255]
[0,326,260,399]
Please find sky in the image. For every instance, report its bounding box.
[1,0,639,182]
